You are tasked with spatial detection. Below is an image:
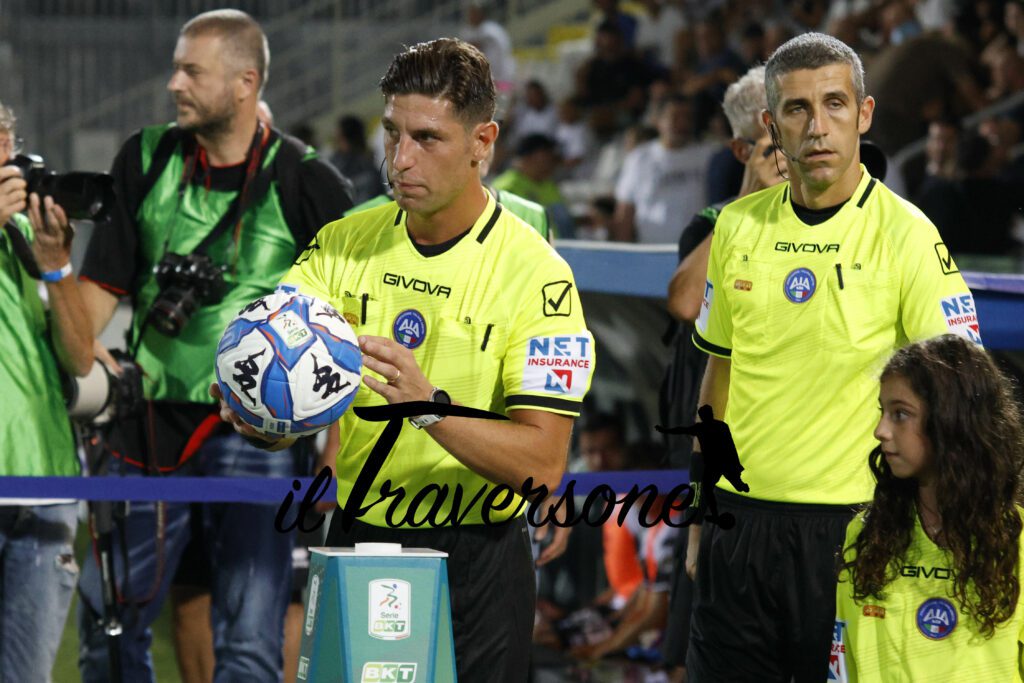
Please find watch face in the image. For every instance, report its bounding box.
[432,388,451,405]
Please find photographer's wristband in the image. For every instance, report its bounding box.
[40,262,72,282]
[409,387,451,429]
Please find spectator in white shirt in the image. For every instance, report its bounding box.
[613,94,717,243]
[510,80,559,147]
[636,0,687,70]
[460,1,516,93]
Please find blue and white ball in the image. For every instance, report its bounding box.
[215,286,362,437]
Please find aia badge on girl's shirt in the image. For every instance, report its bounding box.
[917,597,957,640]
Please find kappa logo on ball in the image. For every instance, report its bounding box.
[361,662,417,683]
[392,309,426,349]
[917,598,957,640]
[523,335,593,399]
[828,620,848,682]
[784,268,816,303]
[940,294,981,344]
[369,579,411,640]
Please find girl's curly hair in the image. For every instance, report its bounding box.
[841,335,1024,637]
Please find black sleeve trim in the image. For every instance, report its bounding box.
[505,394,581,413]
[475,203,503,243]
[692,330,731,357]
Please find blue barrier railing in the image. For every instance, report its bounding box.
[0,470,691,503]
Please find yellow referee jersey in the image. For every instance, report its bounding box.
[282,192,594,526]
[832,512,1024,682]
[694,167,979,504]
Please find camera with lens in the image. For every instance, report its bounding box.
[146,252,227,337]
[7,154,115,222]
[64,350,145,425]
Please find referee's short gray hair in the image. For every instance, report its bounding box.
[765,33,865,115]
[723,66,767,140]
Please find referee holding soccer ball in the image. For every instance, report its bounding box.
[217,38,594,682]
[685,33,982,681]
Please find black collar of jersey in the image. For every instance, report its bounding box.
[394,201,503,257]
[409,226,472,256]
[783,176,877,226]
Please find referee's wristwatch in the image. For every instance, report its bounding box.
[409,387,451,429]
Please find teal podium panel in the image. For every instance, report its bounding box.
[298,544,457,683]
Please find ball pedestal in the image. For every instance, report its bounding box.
[297,543,457,682]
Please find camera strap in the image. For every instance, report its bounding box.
[2,219,42,279]
[188,123,275,258]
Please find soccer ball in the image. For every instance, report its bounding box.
[215,286,362,437]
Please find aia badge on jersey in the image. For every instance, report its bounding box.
[522,334,593,399]
[917,598,957,640]
[784,267,816,303]
[393,309,426,349]
[940,294,982,344]
[828,620,848,682]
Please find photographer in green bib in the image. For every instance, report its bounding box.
[75,10,353,682]
[0,101,94,683]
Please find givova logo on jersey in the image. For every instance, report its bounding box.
[828,620,848,682]
[940,294,981,344]
[522,334,593,399]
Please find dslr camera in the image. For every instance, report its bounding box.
[7,154,115,221]
[146,253,227,337]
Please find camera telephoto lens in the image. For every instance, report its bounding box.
[147,287,199,337]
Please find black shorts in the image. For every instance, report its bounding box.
[686,490,857,683]
[325,513,535,683]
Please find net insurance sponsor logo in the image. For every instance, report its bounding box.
[369,579,411,640]
[523,334,593,398]
[828,620,848,682]
[361,662,418,683]
[940,293,981,344]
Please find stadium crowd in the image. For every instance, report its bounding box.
[0,1,1023,683]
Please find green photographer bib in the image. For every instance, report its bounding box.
[0,213,78,475]
[130,124,297,403]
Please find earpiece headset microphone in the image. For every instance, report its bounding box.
[766,120,799,181]
[379,157,393,190]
